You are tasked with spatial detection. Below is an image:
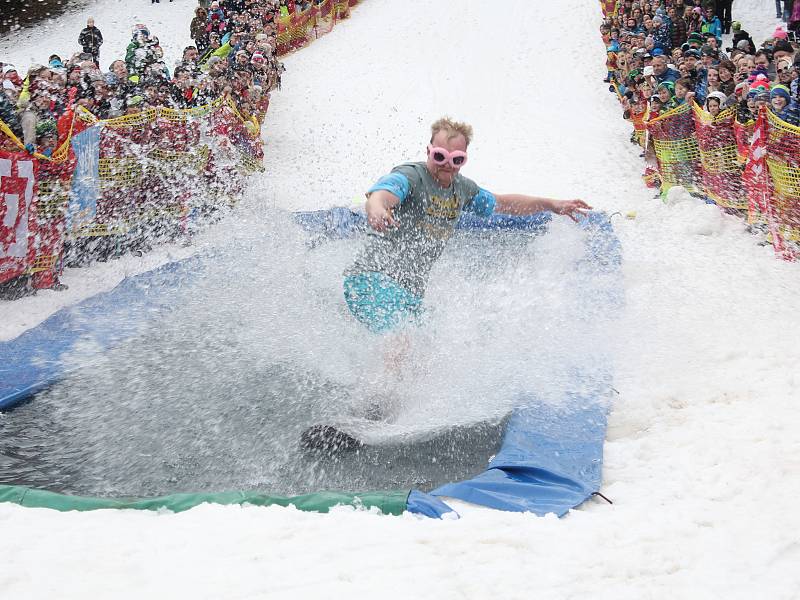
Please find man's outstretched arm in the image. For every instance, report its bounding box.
[365,189,402,231]
[494,194,592,222]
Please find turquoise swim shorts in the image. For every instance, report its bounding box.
[343,272,422,334]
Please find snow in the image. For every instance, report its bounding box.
[2,0,800,598]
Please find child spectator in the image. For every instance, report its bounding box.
[656,81,678,112]
[770,85,800,125]
[705,91,727,117]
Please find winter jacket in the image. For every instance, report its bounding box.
[671,16,687,48]
[731,30,756,53]
[190,17,208,43]
[0,92,22,137]
[652,23,672,50]
[701,16,722,42]
[773,102,800,126]
[78,26,104,52]
[126,40,159,76]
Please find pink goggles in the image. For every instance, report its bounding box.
[428,145,468,168]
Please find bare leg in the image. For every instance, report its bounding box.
[382,331,411,381]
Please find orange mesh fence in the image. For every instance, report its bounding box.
[600,0,619,17]
[692,104,746,210]
[277,0,359,55]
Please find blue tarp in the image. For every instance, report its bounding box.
[0,258,202,411]
[0,208,622,518]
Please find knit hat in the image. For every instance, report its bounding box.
[773,40,794,55]
[700,44,717,57]
[749,74,771,92]
[684,49,701,58]
[770,85,791,102]
[736,39,751,51]
[773,27,788,40]
[657,80,675,95]
[251,51,265,64]
[732,21,741,32]
[734,81,749,96]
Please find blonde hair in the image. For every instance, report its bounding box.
[430,117,473,147]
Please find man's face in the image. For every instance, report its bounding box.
[705,7,714,19]
[777,62,793,82]
[653,57,666,75]
[755,54,770,69]
[426,130,467,187]
[185,48,198,62]
[112,61,127,79]
[92,81,108,97]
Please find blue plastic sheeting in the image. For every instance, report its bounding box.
[0,208,622,519]
[431,397,609,516]
[0,258,202,411]
[430,211,623,516]
[406,490,458,519]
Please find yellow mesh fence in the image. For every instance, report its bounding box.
[765,110,800,241]
[692,106,740,174]
[0,115,74,163]
[334,1,350,17]
[239,151,265,174]
[652,137,701,163]
[148,145,210,173]
[74,222,129,238]
[28,254,58,273]
[35,180,70,218]
[98,157,145,186]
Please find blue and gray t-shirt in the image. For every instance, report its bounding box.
[346,161,496,297]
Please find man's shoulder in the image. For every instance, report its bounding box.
[391,161,428,184]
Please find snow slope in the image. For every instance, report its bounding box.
[2,1,800,598]
[0,0,197,73]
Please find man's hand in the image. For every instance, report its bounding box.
[367,203,397,232]
[366,193,399,232]
[553,199,592,222]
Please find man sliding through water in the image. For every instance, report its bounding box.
[302,117,590,451]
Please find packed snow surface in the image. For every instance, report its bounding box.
[2,0,800,598]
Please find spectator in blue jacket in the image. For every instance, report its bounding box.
[701,6,722,44]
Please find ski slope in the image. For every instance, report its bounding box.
[2,1,800,598]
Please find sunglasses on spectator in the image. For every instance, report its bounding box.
[428,145,468,168]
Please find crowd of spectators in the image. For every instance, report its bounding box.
[0,0,287,157]
[603,0,800,128]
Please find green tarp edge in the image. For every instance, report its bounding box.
[0,484,411,516]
